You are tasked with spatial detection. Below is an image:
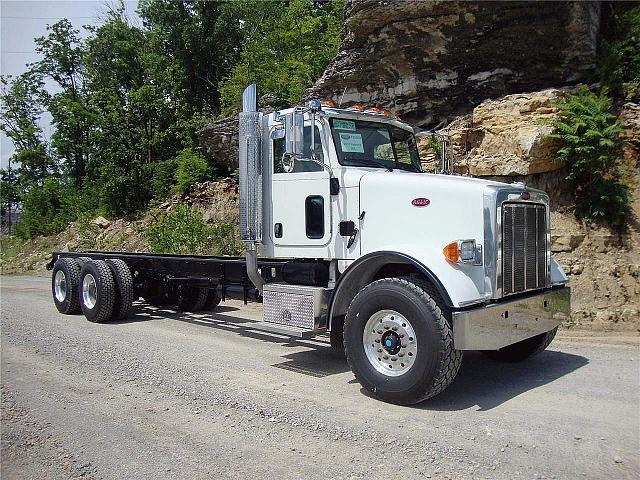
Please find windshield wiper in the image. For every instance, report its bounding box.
[347,159,393,172]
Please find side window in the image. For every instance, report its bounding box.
[392,128,417,167]
[273,126,323,173]
[305,195,324,239]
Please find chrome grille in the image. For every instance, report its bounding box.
[502,203,547,296]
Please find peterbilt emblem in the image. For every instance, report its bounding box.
[411,198,430,207]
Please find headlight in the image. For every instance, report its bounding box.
[443,240,483,265]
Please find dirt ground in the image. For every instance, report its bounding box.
[1,276,639,479]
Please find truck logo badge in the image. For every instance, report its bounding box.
[411,198,430,207]
[282,309,292,322]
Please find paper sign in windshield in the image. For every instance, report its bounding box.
[339,132,364,153]
[333,119,356,131]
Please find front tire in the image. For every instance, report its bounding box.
[481,328,558,362]
[344,277,462,405]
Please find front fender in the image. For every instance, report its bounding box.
[329,251,457,330]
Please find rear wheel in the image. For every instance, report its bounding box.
[52,258,82,314]
[344,277,462,405]
[481,328,558,362]
[202,289,221,310]
[177,286,209,312]
[79,260,116,323]
[106,259,134,321]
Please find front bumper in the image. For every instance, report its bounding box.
[452,287,571,350]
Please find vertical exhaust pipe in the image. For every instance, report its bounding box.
[238,84,264,294]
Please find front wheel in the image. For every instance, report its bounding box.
[344,277,462,405]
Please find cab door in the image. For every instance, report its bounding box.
[270,121,332,248]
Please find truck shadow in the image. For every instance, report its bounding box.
[119,302,335,345]
[413,350,589,411]
[116,304,589,410]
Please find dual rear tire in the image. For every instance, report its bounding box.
[51,257,134,322]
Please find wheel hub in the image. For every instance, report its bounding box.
[381,330,401,355]
[82,273,97,310]
[363,309,418,377]
[54,270,67,302]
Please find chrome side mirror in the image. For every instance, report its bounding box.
[285,111,304,158]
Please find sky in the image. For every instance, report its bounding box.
[0,0,140,169]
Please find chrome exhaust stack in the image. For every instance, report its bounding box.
[238,84,264,293]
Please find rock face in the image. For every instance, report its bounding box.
[417,88,566,176]
[197,116,239,174]
[309,0,601,127]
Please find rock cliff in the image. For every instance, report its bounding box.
[308,0,601,127]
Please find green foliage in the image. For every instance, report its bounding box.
[172,148,211,193]
[550,86,630,227]
[138,0,242,115]
[428,135,442,159]
[0,72,55,185]
[14,179,99,239]
[144,205,241,256]
[34,19,89,185]
[220,0,344,115]
[2,1,346,239]
[596,5,640,101]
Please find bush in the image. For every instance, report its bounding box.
[144,205,242,256]
[172,149,211,194]
[550,86,630,227]
[15,179,99,239]
[145,157,179,202]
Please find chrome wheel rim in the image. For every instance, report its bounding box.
[54,270,67,302]
[363,309,418,377]
[82,273,97,310]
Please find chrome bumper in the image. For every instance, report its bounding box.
[452,287,570,350]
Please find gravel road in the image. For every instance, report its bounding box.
[1,275,638,479]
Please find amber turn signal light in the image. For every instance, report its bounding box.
[443,241,459,263]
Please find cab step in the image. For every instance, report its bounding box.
[250,322,325,338]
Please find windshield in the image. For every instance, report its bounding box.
[329,118,422,172]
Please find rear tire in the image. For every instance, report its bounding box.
[177,286,208,312]
[106,259,134,321]
[79,260,116,323]
[202,289,221,310]
[481,328,558,362]
[344,277,462,405]
[52,258,82,314]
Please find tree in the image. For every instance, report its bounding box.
[33,19,90,185]
[0,72,54,186]
[0,167,20,232]
[138,0,243,115]
[219,0,344,115]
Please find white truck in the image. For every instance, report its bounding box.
[48,84,570,405]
